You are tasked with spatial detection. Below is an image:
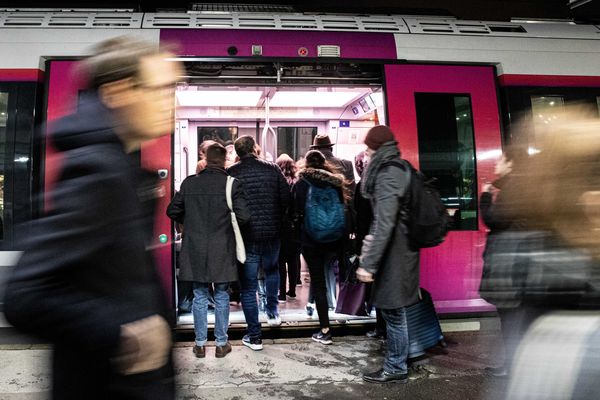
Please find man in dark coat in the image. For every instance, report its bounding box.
[167,143,250,358]
[3,38,183,399]
[227,136,290,350]
[356,125,419,384]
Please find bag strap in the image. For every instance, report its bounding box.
[226,176,234,212]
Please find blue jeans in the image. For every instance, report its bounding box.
[240,240,280,338]
[193,282,230,347]
[381,307,409,374]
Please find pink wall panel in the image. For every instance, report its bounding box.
[385,64,502,313]
[160,29,396,59]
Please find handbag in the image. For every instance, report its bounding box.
[226,176,246,264]
[335,254,368,316]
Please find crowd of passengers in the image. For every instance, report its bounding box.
[166,128,417,384]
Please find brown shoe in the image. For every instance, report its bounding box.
[215,342,232,358]
[193,345,205,358]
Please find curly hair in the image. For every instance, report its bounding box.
[276,153,297,185]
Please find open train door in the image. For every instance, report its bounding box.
[384,64,502,313]
[44,60,174,307]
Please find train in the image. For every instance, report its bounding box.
[1,8,599,326]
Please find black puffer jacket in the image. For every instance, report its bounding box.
[227,154,290,242]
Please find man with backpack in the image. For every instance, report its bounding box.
[356,125,420,384]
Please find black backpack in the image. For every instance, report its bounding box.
[385,160,451,248]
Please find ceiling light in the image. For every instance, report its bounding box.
[176,90,262,107]
[270,91,362,108]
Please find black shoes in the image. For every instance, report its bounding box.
[363,369,408,384]
[311,330,333,345]
[366,329,386,339]
[484,366,508,377]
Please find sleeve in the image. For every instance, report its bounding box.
[360,165,409,274]
[166,181,186,223]
[232,179,251,226]
[480,191,512,231]
[3,163,136,354]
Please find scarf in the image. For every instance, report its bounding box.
[361,140,402,199]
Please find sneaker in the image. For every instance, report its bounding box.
[305,303,315,317]
[312,330,333,345]
[215,342,232,358]
[242,335,263,351]
[267,313,282,327]
[193,345,205,358]
[278,294,287,303]
[286,291,296,299]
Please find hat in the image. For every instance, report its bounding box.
[364,125,395,151]
[310,134,334,149]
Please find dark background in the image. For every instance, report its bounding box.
[0,0,599,23]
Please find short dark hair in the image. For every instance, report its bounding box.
[234,136,256,158]
[81,36,164,90]
[206,143,227,167]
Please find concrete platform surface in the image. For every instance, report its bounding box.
[0,332,506,399]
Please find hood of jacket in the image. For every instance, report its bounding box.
[51,91,122,152]
[299,167,344,188]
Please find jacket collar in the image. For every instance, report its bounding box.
[299,168,344,188]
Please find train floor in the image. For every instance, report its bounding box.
[0,325,510,399]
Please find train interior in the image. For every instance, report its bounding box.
[173,81,386,327]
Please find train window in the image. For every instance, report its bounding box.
[415,93,477,230]
[277,127,317,160]
[197,127,238,160]
[0,92,7,240]
[531,96,564,147]
[597,97,600,116]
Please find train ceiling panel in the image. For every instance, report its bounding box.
[0,10,598,40]
[0,11,143,28]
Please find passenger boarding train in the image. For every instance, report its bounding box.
[0,9,599,326]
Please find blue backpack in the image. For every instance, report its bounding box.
[303,179,346,243]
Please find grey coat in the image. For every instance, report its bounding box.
[167,167,251,283]
[360,142,420,309]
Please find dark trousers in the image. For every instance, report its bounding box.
[279,241,301,297]
[302,246,336,330]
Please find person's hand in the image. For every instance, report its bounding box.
[482,182,493,193]
[356,267,374,283]
[113,315,171,375]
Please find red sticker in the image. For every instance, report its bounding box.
[298,47,309,57]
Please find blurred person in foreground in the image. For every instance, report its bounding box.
[488,111,600,399]
[356,126,419,384]
[478,145,529,377]
[3,37,183,399]
[167,143,250,358]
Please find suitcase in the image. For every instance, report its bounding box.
[407,288,445,358]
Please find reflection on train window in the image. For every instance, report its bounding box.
[0,92,7,240]
[277,127,317,160]
[415,93,477,230]
[197,127,238,160]
[531,95,564,147]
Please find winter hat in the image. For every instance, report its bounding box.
[304,150,326,169]
[364,125,395,151]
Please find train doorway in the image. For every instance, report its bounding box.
[173,61,385,328]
